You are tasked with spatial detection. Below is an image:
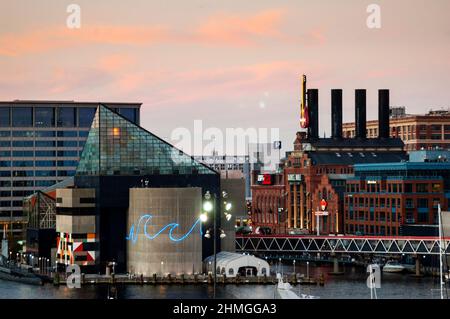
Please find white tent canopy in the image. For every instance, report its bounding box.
[204,252,270,277]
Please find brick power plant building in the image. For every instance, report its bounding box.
[250,78,449,236]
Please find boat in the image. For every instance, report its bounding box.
[382,261,405,273]
[0,229,43,285]
[275,273,319,299]
[0,263,44,285]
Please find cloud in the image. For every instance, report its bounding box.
[192,9,286,46]
[0,9,289,56]
[0,25,169,56]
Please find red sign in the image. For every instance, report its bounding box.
[320,199,328,211]
[257,174,273,185]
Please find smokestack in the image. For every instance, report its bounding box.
[378,89,390,138]
[355,89,367,139]
[331,89,343,139]
[307,89,319,139]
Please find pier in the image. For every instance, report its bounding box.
[52,273,325,286]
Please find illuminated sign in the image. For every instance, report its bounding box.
[126,214,202,244]
[288,174,302,182]
[320,199,328,211]
[367,180,378,184]
[257,174,273,185]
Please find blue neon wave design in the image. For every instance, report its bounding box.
[126,214,203,244]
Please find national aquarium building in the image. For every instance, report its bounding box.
[52,104,221,274]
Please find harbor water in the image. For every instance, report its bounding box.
[0,264,446,299]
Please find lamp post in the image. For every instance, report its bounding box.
[293,259,296,275]
[306,261,310,279]
[203,190,232,299]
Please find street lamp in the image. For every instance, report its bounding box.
[293,259,296,275]
[306,261,310,279]
[203,190,233,299]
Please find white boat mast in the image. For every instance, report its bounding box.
[438,203,444,300]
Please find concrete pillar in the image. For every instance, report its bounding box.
[415,257,421,276]
[333,257,339,273]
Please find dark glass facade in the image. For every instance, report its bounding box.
[35,107,55,127]
[57,107,76,127]
[0,102,141,238]
[12,107,33,126]
[74,105,220,272]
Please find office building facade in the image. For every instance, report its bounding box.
[0,101,140,238]
[344,162,450,236]
[343,107,450,151]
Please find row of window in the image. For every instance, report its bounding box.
[0,140,84,148]
[0,170,75,177]
[0,106,138,128]
[0,160,78,167]
[0,150,79,157]
[344,124,450,140]
[0,179,66,187]
[0,130,89,138]
[346,182,442,193]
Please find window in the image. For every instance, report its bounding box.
[78,108,96,127]
[13,160,33,167]
[12,141,33,147]
[35,160,56,167]
[35,131,55,137]
[228,268,234,275]
[0,107,10,127]
[12,151,33,157]
[0,161,11,167]
[119,108,136,123]
[79,131,89,137]
[0,131,10,137]
[35,141,55,147]
[35,150,56,157]
[57,170,76,176]
[57,131,77,137]
[12,107,33,127]
[35,107,55,127]
[12,130,34,137]
[35,170,56,177]
[416,184,429,193]
[13,180,33,187]
[418,198,428,208]
[35,180,56,187]
[57,107,76,127]
[57,160,78,167]
[57,141,78,147]
[432,183,441,192]
[57,150,78,157]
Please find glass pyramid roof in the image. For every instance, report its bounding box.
[76,105,216,176]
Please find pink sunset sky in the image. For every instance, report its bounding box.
[0,0,449,155]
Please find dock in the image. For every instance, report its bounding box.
[53,273,326,286]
